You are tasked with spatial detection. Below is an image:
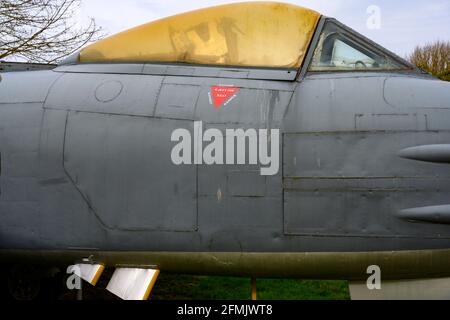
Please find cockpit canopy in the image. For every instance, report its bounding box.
[78,2,321,69]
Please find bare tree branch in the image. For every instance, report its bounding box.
[0,0,103,63]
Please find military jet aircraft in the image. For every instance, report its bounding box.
[1,2,450,300]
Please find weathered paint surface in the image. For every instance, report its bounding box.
[1,17,450,280]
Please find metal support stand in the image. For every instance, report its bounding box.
[76,280,83,301]
[251,277,257,301]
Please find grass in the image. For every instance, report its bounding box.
[151,274,350,300]
[59,270,350,300]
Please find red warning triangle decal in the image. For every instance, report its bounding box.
[211,86,240,109]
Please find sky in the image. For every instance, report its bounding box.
[76,0,450,58]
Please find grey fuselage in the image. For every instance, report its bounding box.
[1,26,450,281]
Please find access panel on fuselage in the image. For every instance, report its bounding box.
[63,112,197,232]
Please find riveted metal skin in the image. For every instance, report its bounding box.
[1,6,450,282]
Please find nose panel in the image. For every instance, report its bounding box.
[384,77,450,109]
